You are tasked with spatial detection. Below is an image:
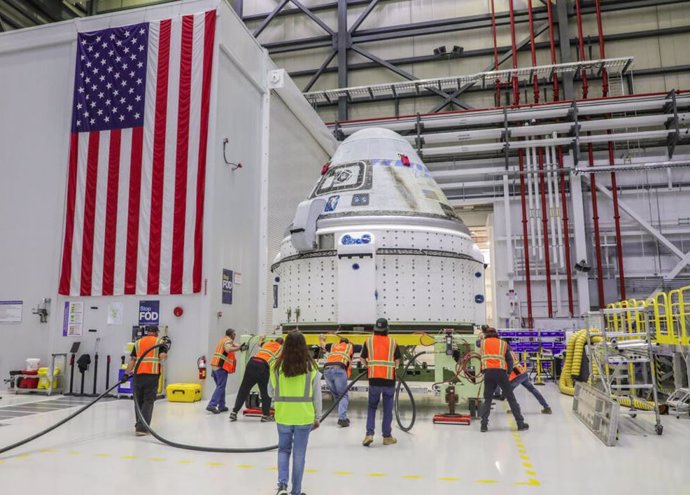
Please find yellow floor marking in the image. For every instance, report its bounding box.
[236,464,255,469]
[121,456,137,460]
[0,460,5,465]
[148,457,166,462]
[17,454,30,459]
[518,449,527,454]
[475,479,498,484]
[515,479,541,486]
[525,470,537,476]
[439,477,460,482]
[95,453,112,457]
[519,455,530,461]
[335,471,353,476]
[208,462,224,467]
[177,460,193,464]
[267,467,278,471]
[40,449,58,453]
[367,473,386,477]
[522,462,533,469]
[402,475,424,479]
[305,469,318,473]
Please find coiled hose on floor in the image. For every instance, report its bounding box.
[1,342,419,455]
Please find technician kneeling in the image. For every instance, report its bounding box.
[269,331,322,495]
[126,325,169,436]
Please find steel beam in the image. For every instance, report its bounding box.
[666,250,690,281]
[337,0,349,120]
[289,0,335,36]
[253,0,290,38]
[303,49,337,92]
[232,0,244,17]
[556,0,575,100]
[349,0,380,34]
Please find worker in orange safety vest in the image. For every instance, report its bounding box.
[508,350,552,414]
[478,327,528,433]
[361,318,400,447]
[230,337,283,422]
[207,328,244,414]
[319,334,362,427]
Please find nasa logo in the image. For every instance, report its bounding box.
[341,233,372,245]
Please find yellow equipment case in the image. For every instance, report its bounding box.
[166,383,202,402]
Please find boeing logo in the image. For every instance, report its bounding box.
[340,233,372,245]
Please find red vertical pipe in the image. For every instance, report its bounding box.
[557,147,575,316]
[518,149,534,327]
[574,0,588,99]
[508,0,520,105]
[537,148,554,318]
[588,142,606,308]
[490,0,501,106]
[546,0,560,100]
[527,0,539,103]
[595,0,626,300]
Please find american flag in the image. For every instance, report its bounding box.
[59,10,216,296]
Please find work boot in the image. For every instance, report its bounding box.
[541,407,552,414]
[229,411,238,422]
[382,436,397,445]
[206,405,220,414]
[480,424,488,433]
[337,419,350,428]
[362,435,374,447]
[135,430,148,437]
[517,423,530,431]
[276,483,288,495]
[261,415,275,422]
[219,406,229,413]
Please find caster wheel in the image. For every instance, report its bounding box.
[655,424,663,436]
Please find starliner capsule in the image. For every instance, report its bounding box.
[271,128,486,333]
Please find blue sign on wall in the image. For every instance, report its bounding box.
[222,269,233,305]
[138,300,160,325]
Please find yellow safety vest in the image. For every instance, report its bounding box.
[270,366,316,426]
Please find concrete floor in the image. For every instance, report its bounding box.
[0,385,687,494]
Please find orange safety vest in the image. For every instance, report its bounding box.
[365,335,397,380]
[480,337,508,371]
[134,335,162,375]
[508,350,527,381]
[325,342,354,377]
[255,341,282,365]
[210,337,237,373]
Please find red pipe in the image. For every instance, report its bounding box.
[595,0,626,300]
[557,146,575,316]
[588,142,606,308]
[518,149,534,327]
[490,0,501,107]
[508,0,520,105]
[537,147,553,318]
[527,0,539,103]
[574,0,589,99]
[546,0,560,101]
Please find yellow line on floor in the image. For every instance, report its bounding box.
[475,479,498,484]
[438,477,460,482]
[515,479,542,486]
[305,469,318,473]
[522,462,533,469]
[236,464,254,469]
[208,462,224,467]
[95,453,112,457]
[148,457,166,462]
[177,460,193,464]
[121,456,137,459]
[525,470,537,476]
[367,473,386,477]
[402,475,424,479]
[335,471,353,476]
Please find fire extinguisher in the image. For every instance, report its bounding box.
[197,355,207,380]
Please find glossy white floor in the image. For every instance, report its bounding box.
[0,385,686,494]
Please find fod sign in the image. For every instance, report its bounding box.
[138,300,160,325]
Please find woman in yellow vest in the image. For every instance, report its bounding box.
[269,331,322,495]
[207,328,242,414]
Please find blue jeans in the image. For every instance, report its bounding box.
[366,385,394,437]
[277,423,312,495]
[511,372,549,409]
[208,369,228,408]
[323,366,349,421]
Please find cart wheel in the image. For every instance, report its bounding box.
[655,424,663,436]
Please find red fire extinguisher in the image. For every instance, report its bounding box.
[197,355,207,380]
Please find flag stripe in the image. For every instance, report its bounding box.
[125,127,144,294]
[102,129,121,295]
[171,15,194,295]
[80,132,100,296]
[91,130,111,296]
[113,129,132,295]
[70,134,89,294]
[147,18,172,294]
[59,134,80,295]
[193,10,216,294]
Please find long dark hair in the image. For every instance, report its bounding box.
[274,331,316,378]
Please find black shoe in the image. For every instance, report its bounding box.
[218,406,229,413]
[261,415,275,422]
[276,483,288,495]
[229,411,237,421]
[206,405,220,414]
[495,395,505,401]
[480,424,488,432]
[337,419,350,427]
[541,407,552,414]
[517,423,530,431]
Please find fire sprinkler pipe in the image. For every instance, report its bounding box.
[508,0,520,105]
[518,148,534,327]
[537,147,554,318]
[546,0,560,101]
[546,142,559,267]
[588,141,606,308]
[527,136,540,258]
[490,0,501,106]
[595,0,626,300]
[557,146,575,317]
[575,0,589,99]
[527,0,539,103]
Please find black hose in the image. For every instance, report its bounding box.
[394,351,427,432]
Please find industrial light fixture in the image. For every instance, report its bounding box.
[433,45,447,56]
[574,259,592,273]
[433,45,463,58]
